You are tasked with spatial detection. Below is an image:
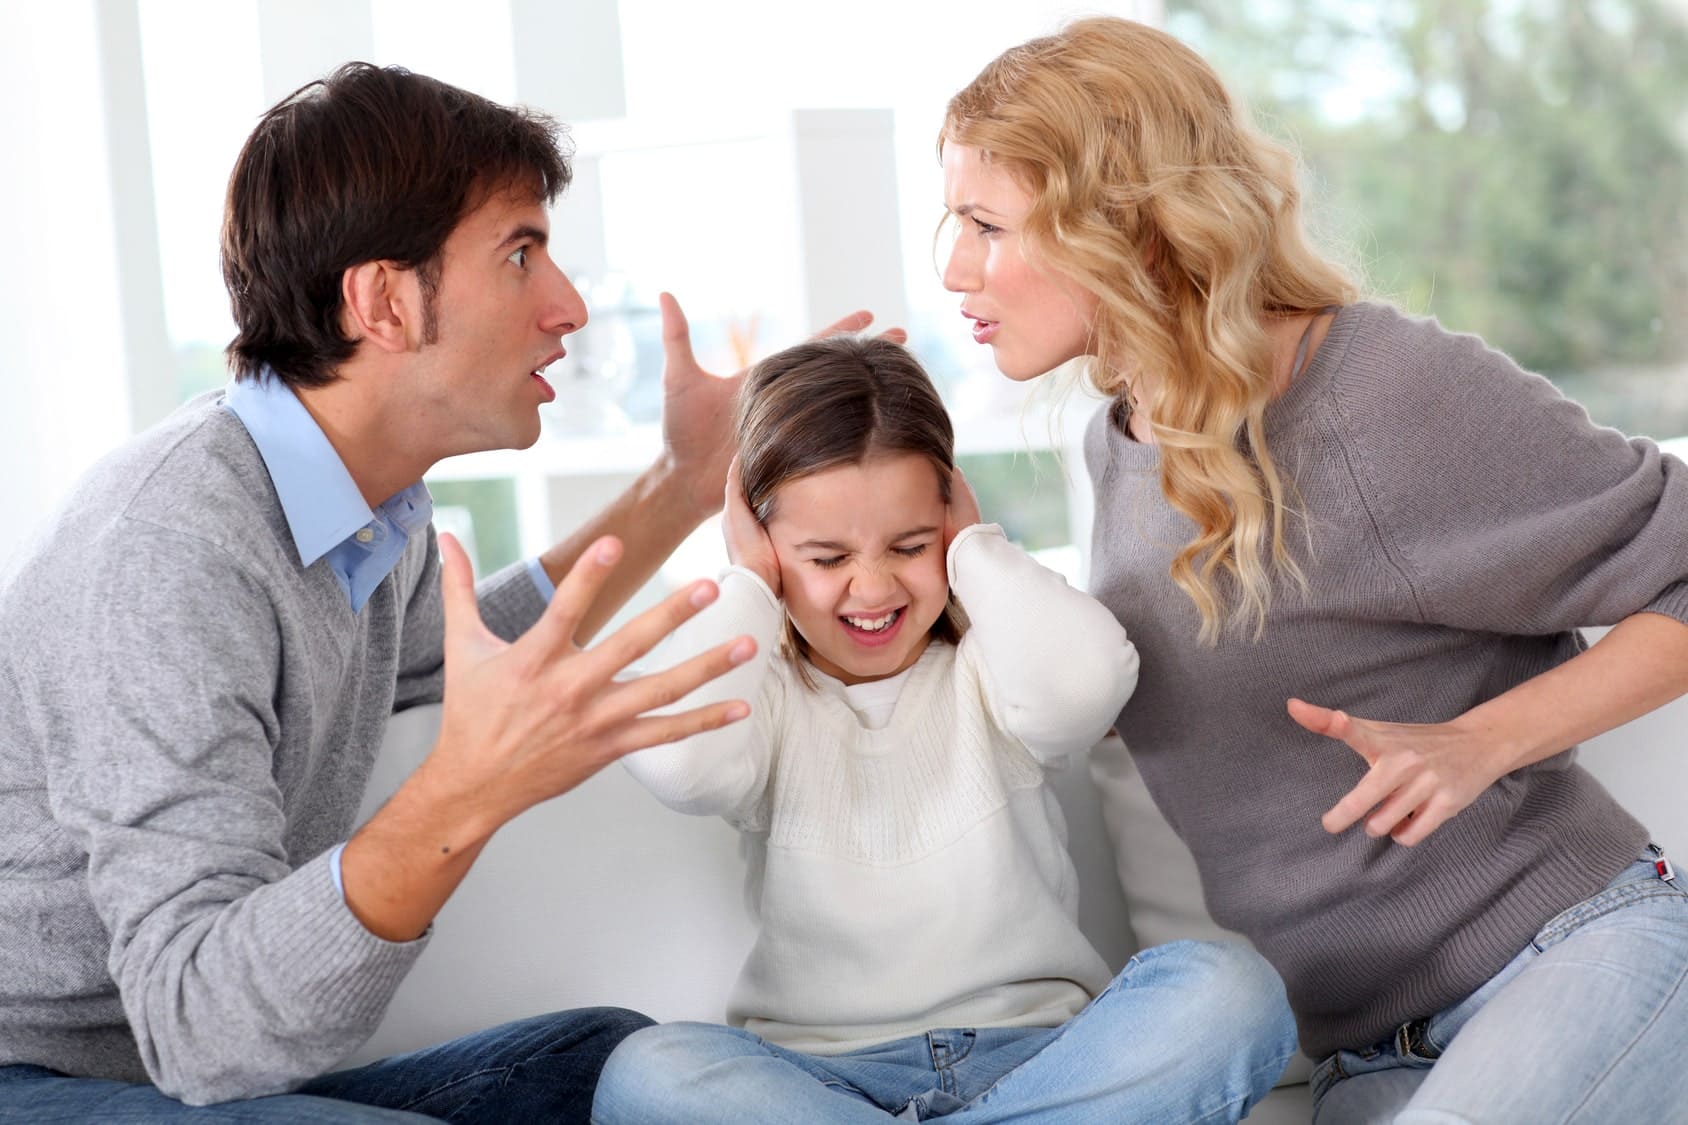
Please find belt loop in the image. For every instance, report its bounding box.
[1398,1017,1440,1061]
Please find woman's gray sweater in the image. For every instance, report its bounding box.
[1086,302,1688,1059]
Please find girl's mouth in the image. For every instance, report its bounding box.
[839,607,905,648]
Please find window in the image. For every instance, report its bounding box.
[136,0,264,403]
[1164,0,1688,438]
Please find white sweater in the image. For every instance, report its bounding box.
[624,524,1139,1054]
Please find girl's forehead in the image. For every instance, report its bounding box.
[767,456,947,538]
[780,455,944,498]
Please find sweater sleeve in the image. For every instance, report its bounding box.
[42,525,424,1106]
[1331,311,1688,633]
[619,567,783,820]
[949,524,1140,762]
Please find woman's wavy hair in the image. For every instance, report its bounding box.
[735,336,967,685]
[942,17,1359,642]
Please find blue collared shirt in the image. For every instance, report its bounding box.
[223,374,434,614]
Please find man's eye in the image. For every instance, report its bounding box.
[508,246,528,268]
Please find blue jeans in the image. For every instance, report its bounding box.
[0,1006,651,1123]
[1311,849,1688,1123]
[592,940,1296,1124]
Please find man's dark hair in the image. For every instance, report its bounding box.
[221,62,571,388]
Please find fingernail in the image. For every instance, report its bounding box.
[691,582,718,608]
[729,638,755,663]
[596,539,621,564]
[726,702,749,720]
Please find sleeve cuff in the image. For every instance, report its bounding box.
[718,565,781,614]
[525,556,556,601]
[946,523,1007,585]
[328,841,347,900]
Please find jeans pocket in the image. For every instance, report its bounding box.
[1532,859,1688,952]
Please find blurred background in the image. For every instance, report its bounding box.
[3,0,1684,605]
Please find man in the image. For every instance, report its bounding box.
[0,62,885,1121]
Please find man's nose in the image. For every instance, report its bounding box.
[544,265,589,335]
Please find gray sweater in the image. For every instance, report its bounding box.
[0,394,547,1104]
[1086,302,1688,1060]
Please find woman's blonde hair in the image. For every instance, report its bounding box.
[735,336,967,685]
[942,16,1359,641]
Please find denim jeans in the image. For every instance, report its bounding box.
[591,939,1297,1124]
[0,1006,651,1123]
[1311,848,1688,1123]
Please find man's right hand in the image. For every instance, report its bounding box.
[340,532,753,941]
[432,531,755,831]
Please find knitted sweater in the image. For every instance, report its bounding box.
[1085,302,1688,1059]
[0,394,548,1104]
[623,524,1139,1054]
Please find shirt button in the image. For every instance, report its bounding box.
[355,528,376,544]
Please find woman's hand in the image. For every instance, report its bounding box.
[944,467,983,553]
[722,457,781,598]
[1287,698,1516,846]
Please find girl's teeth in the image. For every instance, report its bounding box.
[844,610,899,632]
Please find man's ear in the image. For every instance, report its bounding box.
[340,260,417,353]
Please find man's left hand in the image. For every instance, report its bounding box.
[656,293,907,518]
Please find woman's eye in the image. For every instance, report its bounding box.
[894,545,929,559]
[811,556,846,570]
[508,246,528,268]
[973,218,1001,236]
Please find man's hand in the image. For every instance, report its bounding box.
[1287,698,1510,847]
[432,531,755,832]
[342,539,758,944]
[657,293,742,519]
[722,457,781,596]
[657,293,908,520]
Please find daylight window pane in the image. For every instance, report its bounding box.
[136,0,264,401]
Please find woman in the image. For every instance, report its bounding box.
[938,16,1688,1122]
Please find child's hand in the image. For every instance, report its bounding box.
[944,467,983,552]
[723,457,782,597]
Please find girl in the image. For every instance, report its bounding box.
[590,335,1296,1123]
[938,16,1688,1122]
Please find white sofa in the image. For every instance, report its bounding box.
[347,662,1687,1122]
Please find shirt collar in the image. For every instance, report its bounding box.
[222,372,395,568]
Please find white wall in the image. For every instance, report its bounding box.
[0,2,133,562]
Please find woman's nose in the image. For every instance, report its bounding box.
[942,232,979,293]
